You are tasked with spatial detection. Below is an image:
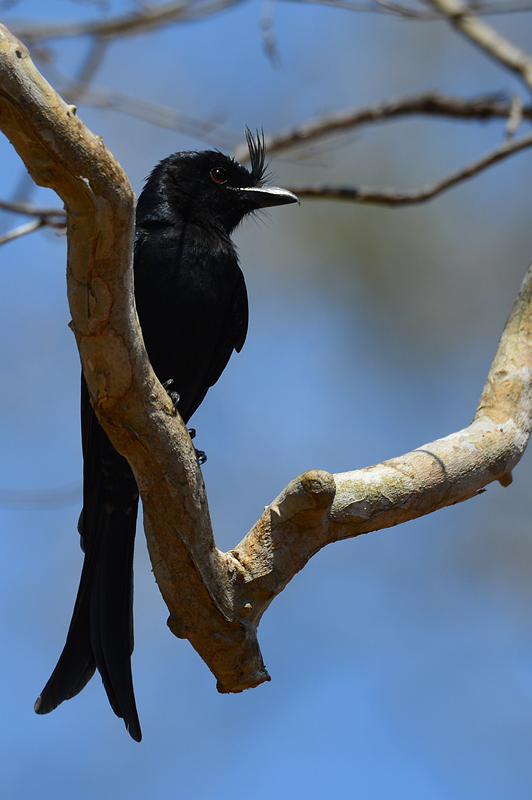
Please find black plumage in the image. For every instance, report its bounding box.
[34,131,298,741]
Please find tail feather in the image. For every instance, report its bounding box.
[35,380,142,742]
[91,499,141,741]
[35,470,105,714]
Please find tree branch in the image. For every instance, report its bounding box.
[0,215,67,244]
[0,198,66,243]
[0,198,66,217]
[0,217,45,245]
[52,82,235,146]
[2,25,531,697]
[10,0,244,42]
[286,129,532,205]
[286,0,532,18]
[233,92,531,162]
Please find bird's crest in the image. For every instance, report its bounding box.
[245,127,268,185]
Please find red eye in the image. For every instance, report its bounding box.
[210,167,228,184]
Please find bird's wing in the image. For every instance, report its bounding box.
[205,264,249,391]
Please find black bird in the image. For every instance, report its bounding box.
[34,131,298,741]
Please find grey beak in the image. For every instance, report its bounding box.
[235,185,300,208]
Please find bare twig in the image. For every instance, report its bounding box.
[287,130,532,205]
[0,217,45,244]
[426,0,532,90]
[0,198,66,218]
[8,0,532,46]
[25,43,236,147]
[260,1,282,66]
[506,94,524,138]
[284,0,532,19]
[64,87,236,147]
[10,0,244,41]
[234,92,532,163]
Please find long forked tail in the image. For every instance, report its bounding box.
[35,387,142,742]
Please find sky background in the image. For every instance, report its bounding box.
[0,1,531,798]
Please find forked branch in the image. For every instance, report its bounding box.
[1,25,530,693]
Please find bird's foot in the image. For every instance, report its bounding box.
[186,428,206,463]
[195,449,207,465]
[163,379,180,409]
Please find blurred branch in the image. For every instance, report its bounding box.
[8,0,532,47]
[288,129,532,204]
[8,0,532,51]
[0,199,66,217]
[78,89,528,154]
[0,217,45,245]
[62,86,236,147]
[426,0,532,90]
[236,92,532,207]
[506,93,525,137]
[285,0,532,18]
[2,24,531,702]
[234,92,532,162]
[10,0,244,41]
[0,204,66,244]
[260,1,282,66]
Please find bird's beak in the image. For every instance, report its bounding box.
[235,185,300,208]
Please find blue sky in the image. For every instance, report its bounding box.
[0,2,531,798]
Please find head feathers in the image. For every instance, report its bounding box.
[245,127,269,185]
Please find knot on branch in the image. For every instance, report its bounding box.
[271,468,336,522]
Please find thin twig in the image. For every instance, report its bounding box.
[284,0,532,18]
[0,198,66,218]
[8,0,532,44]
[0,217,45,245]
[288,130,532,205]
[506,94,524,138]
[63,86,236,147]
[11,0,244,41]
[235,92,531,162]
[260,1,282,66]
[73,89,527,153]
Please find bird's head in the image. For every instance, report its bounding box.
[137,129,299,235]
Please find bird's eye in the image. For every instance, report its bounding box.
[210,167,228,184]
